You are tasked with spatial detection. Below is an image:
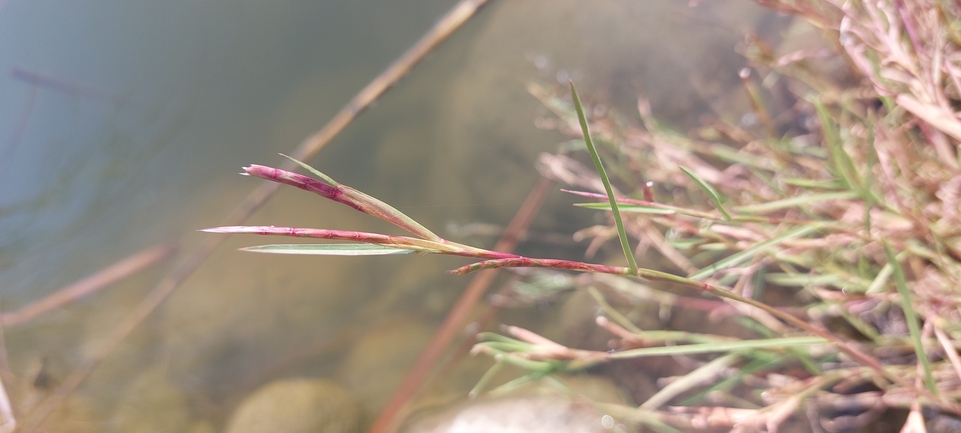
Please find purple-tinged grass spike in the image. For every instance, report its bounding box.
[243,165,443,242]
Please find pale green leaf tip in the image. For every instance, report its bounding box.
[678,165,732,220]
[279,153,338,185]
[199,227,237,233]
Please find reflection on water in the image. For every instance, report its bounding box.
[0,0,786,431]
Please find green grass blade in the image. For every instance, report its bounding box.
[241,243,417,256]
[837,306,881,342]
[640,353,740,409]
[679,353,786,405]
[814,102,862,190]
[678,165,732,220]
[689,224,821,280]
[279,153,338,185]
[342,185,443,242]
[711,144,782,169]
[733,191,859,214]
[609,336,827,359]
[865,263,893,294]
[468,360,505,399]
[742,315,822,375]
[782,178,846,190]
[883,242,938,396]
[487,374,537,396]
[569,81,637,273]
[576,203,676,215]
[587,287,644,334]
[280,156,442,242]
[475,333,531,347]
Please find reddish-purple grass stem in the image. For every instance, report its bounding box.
[449,257,633,275]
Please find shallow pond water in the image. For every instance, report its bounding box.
[0,0,788,431]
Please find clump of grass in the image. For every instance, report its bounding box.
[516,0,961,430]
[205,0,961,431]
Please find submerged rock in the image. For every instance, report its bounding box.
[402,396,616,433]
[224,378,362,433]
[401,374,631,433]
[95,362,194,433]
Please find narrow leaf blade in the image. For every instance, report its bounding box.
[883,242,938,396]
[689,224,820,280]
[733,191,858,214]
[679,165,732,220]
[279,153,338,185]
[570,81,638,273]
[814,102,862,190]
[241,243,416,256]
[576,203,676,215]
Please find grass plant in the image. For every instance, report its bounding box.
[205,0,961,430]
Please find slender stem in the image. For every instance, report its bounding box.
[1,244,177,327]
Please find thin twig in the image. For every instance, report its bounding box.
[1,244,177,327]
